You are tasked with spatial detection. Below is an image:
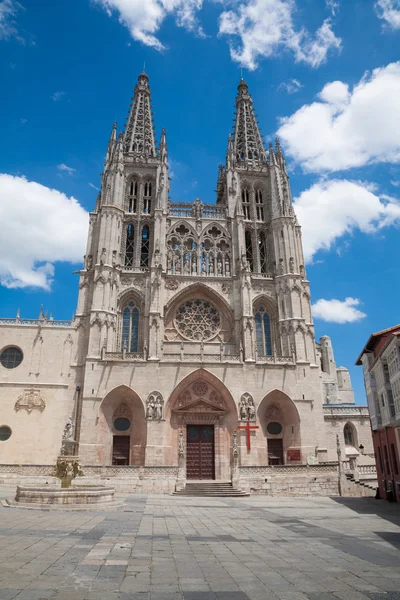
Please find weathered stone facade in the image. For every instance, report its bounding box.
[0,73,376,494]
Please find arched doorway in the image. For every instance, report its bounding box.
[166,369,237,480]
[258,390,301,465]
[98,385,146,466]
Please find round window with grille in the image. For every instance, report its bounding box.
[0,347,23,369]
[174,298,220,341]
[0,426,12,441]
[267,422,282,435]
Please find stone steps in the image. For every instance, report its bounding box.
[174,482,249,497]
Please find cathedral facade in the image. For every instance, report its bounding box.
[0,73,375,494]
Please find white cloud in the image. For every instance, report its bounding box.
[0,0,20,41]
[278,78,302,94]
[294,179,400,261]
[93,0,204,50]
[312,297,366,324]
[0,174,88,290]
[278,62,400,172]
[52,91,66,101]
[325,0,339,16]
[218,0,341,70]
[57,163,76,175]
[375,0,400,28]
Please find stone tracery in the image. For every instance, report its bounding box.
[174,299,220,341]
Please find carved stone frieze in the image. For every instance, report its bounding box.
[146,391,164,420]
[165,278,179,290]
[15,388,46,414]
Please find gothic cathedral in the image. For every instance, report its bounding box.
[0,72,374,494]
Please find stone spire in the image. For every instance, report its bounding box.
[158,128,168,164]
[104,122,117,169]
[124,71,156,157]
[231,79,267,167]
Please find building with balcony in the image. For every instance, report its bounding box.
[357,325,400,501]
[0,73,375,494]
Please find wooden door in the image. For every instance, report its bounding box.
[186,425,215,479]
[112,435,130,465]
[268,438,284,466]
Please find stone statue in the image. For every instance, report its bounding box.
[62,417,74,441]
[289,257,295,273]
[279,259,284,275]
[191,260,197,275]
[61,417,75,456]
[178,429,185,457]
[86,255,93,270]
[100,248,106,265]
[146,398,155,420]
[239,397,248,421]
[112,250,117,267]
[217,260,223,275]
[155,396,163,420]
[300,264,305,278]
[248,402,255,422]
[225,258,230,276]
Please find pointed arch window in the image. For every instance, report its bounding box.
[121,300,139,352]
[254,307,272,356]
[255,189,264,221]
[140,225,150,267]
[258,231,268,274]
[143,180,152,214]
[242,188,250,220]
[245,230,254,272]
[125,224,135,267]
[344,423,356,446]
[127,180,138,213]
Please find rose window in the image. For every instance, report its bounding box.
[175,299,220,341]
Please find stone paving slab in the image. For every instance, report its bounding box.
[0,487,399,600]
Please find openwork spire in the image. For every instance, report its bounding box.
[232,79,266,166]
[124,72,156,157]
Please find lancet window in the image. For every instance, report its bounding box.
[258,230,268,274]
[143,181,152,214]
[254,307,272,356]
[121,300,140,352]
[344,423,356,447]
[255,189,264,221]
[242,188,250,219]
[140,225,150,267]
[125,224,135,267]
[127,180,138,213]
[245,230,254,272]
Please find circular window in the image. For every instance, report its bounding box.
[267,422,282,435]
[174,298,221,341]
[0,347,23,369]
[114,418,131,431]
[0,426,12,441]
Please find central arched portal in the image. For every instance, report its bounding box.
[167,369,237,480]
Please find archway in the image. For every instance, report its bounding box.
[258,390,301,465]
[167,369,237,480]
[98,385,146,466]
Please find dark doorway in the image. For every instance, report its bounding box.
[268,438,284,465]
[112,435,130,465]
[186,425,215,479]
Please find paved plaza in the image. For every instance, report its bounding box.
[0,488,399,600]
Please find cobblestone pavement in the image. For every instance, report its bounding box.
[0,488,399,600]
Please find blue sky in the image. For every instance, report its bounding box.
[1,0,400,403]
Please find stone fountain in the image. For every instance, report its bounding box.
[5,417,118,510]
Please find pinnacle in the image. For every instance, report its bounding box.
[123,70,156,157]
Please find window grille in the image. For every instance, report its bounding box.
[140,225,150,267]
[258,231,268,274]
[127,180,138,213]
[125,224,135,267]
[245,230,253,272]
